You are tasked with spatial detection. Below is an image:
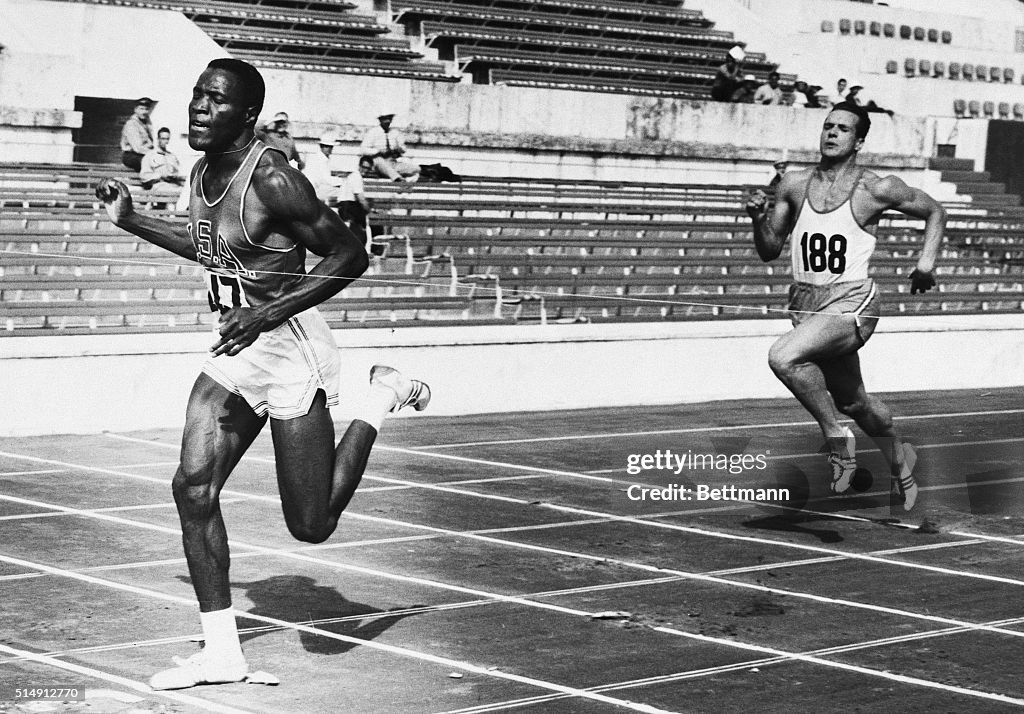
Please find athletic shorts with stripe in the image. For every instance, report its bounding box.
[202,307,341,420]
[787,278,881,345]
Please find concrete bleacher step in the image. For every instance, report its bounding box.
[928,157,976,172]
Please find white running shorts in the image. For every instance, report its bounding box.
[202,308,341,420]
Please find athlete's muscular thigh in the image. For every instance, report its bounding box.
[176,373,267,496]
[269,390,336,526]
[775,311,863,365]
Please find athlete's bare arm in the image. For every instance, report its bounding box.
[865,175,945,294]
[95,178,197,261]
[211,159,369,356]
[746,170,804,262]
[868,175,946,274]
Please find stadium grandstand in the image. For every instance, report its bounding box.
[1,0,1023,427]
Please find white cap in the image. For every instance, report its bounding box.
[728,45,746,62]
[743,74,757,82]
[319,128,339,145]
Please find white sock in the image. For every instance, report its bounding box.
[353,384,398,432]
[199,608,244,661]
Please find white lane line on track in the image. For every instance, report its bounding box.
[4,545,1024,711]
[9,439,1024,613]
[5,446,1024,705]
[3,486,1024,648]
[408,408,1024,450]
[0,553,676,714]
[0,643,255,714]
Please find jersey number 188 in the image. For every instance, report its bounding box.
[799,232,847,274]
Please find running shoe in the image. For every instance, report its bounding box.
[828,426,857,494]
[369,365,431,412]
[891,443,919,511]
[149,650,248,690]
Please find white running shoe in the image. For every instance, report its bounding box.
[149,650,248,690]
[891,443,919,512]
[369,365,431,413]
[828,426,857,494]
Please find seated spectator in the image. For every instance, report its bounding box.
[731,75,759,103]
[337,157,373,238]
[754,72,784,105]
[139,127,186,204]
[257,111,305,170]
[711,46,745,102]
[805,85,825,109]
[359,111,419,183]
[789,80,810,108]
[768,158,788,190]
[302,129,343,205]
[847,85,895,116]
[830,78,849,107]
[121,97,157,171]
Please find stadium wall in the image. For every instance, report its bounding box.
[2,317,1022,437]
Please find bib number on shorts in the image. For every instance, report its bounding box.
[799,232,848,274]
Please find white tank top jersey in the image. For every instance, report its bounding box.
[789,172,877,285]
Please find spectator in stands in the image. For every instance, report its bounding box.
[139,127,186,198]
[847,86,895,117]
[360,111,419,183]
[768,158,788,190]
[337,157,373,237]
[731,74,759,103]
[754,71,784,105]
[120,97,157,171]
[831,78,849,106]
[711,45,745,102]
[303,129,343,205]
[805,84,825,109]
[257,111,305,170]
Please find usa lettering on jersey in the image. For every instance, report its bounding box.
[188,219,254,311]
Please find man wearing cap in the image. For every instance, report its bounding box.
[121,97,157,171]
[302,129,343,205]
[711,46,745,102]
[359,111,419,182]
[731,74,759,103]
[257,111,304,170]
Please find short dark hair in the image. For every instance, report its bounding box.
[831,101,871,139]
[206,58,265,119]
[157,126,171,136]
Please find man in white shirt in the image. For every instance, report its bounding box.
[359,112,419,182]
[303,130,343,205]
[139,127,186,204]
[754,72,784,105]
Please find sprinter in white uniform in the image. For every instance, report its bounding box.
[745,102,945,512]
[96,59,430,690]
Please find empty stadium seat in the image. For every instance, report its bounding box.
[933,60,946,77]
[983,100,995,117]
[854,19,866,35]
[968,99,981,116]
[1014,103,1024,119]
[919,58,931,75]
[1004,67,1015,83]
[928,28,938,42]
[949,62,961,79]
[953,98,967,117]
[976,64,988,81]
[884,23,895,37]
[869,21,881,36]
[914,27,925,40]
[941,30,953,44]
[999,102,1011,118]
[821,20,834,32]
[886,59,898,74]
[904,57,916,76]
[839,18,851,34]
[963,63,974,80]
[900,25,912,39]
